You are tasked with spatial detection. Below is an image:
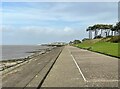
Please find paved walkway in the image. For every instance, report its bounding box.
[42,46,119,87]
[2,47,62,88]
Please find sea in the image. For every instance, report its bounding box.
[1,45,50,60]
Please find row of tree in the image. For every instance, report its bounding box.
[69,40,81,44]
[86,22,120,39]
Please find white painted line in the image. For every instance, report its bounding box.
[87,79,119,82]
[67,46,119,83]
[70,54,87,82]
[67,48,87,82]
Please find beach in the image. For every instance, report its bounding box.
[0,45,55,71]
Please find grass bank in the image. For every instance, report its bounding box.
[73,38,120,58]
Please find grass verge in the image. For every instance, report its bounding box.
[73,41,120,58]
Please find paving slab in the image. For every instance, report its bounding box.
[42,46,86,87]
[2,47,62,88]
[42,46,119,87]
[69,46,119,87]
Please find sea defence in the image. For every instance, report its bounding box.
[2,46,63,88]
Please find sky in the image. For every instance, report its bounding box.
[1,2,118,45]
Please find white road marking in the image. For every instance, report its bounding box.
[87,79,119,82]
[67,46,119,83]
[70,54,87,82]
[67,47,87,82]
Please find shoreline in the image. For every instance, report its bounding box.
[0,46,55,71]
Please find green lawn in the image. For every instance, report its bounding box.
[74,42,120,58]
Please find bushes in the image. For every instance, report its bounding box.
[73,40,81,44]
[109,36,120,43]
[94,35,103,39]
[82,38,90,42]
[69,40,81,45]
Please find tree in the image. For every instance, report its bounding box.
[111,22,120,36]
[82,38,90,42]
[111,25,116,36]
[87,24,113,39]
[69,41,73,44]
[73,40,81,44]
[115,22,120,35]
[86,26,93,39]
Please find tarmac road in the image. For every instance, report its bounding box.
[2,47,62,88]
[42,46,119,87]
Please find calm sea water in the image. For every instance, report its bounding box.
[1,45,50,60]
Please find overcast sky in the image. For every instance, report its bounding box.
[1,2,118,45]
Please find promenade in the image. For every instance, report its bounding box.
[2,46,119,88]
[42,46,118,87]
[2,47,62,88]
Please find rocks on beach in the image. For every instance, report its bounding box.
[0,46,55,71]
